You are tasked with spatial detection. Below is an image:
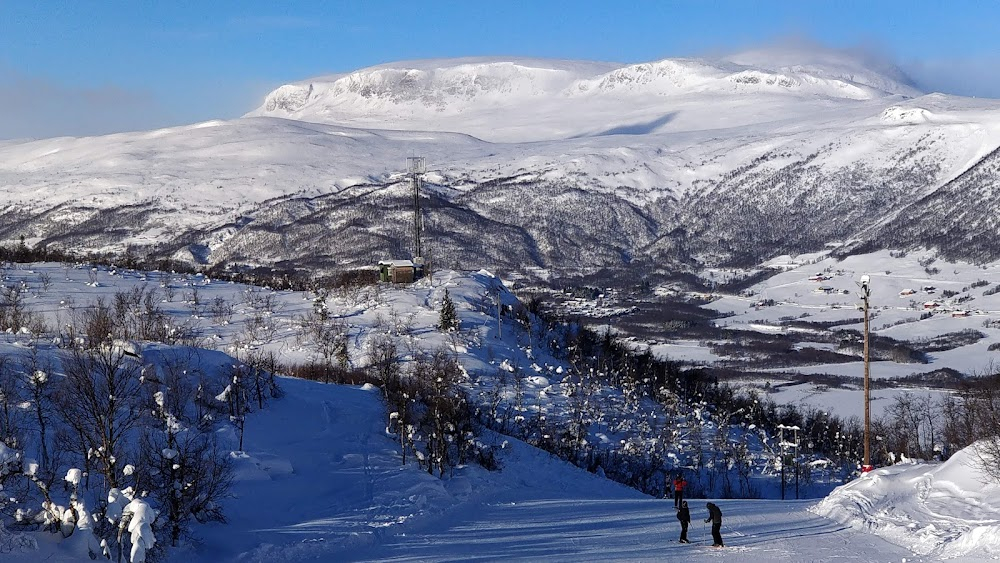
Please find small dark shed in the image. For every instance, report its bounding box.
[378,259,416,283]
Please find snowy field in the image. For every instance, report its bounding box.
[632,249,1000,418]
[9,376,990,563]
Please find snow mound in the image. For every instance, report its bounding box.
[881,105,935,124]
[230,452,294,482]
[811,443,1000,559]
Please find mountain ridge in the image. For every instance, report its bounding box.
[3,49,1000,282]
[247,50,920,143]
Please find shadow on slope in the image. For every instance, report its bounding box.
[575,112,678,138]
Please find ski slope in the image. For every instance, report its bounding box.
[1,261,999,561]
[178,378,990,562]
[185,379,932,562]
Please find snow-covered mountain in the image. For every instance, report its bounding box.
[3,48,1000,280]
[246,49,920,143]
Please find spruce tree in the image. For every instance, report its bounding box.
[438,289,458,331]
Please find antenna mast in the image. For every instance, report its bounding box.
[407,157,425,260]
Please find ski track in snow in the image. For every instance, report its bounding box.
[168,378,924,563]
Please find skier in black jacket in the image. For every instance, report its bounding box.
[704,502,723,547]
[676,500,690,543]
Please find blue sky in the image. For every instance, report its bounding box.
[2,0,999,139]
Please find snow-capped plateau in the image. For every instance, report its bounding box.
[246,50,920,143]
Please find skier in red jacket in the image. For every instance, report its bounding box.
[672,474,687,508]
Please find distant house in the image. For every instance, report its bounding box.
[378,259,417,284]
[808,273,828,282]
[899,288,917,296]
[951,310,971,318]
[816,285,835,294]
[923,301,939,310]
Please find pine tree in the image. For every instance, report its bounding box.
[438,289,458,332]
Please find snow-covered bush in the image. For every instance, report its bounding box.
[138,390,232,546]
[381,350,480,477]
[106,488,158,563]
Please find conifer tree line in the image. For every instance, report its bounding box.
[462,310,1000,497]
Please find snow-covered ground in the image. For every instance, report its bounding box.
[9,372,991,562]
[2,260,999,561]
[631,249,1000,418]
[815,444,1000,561]
[183,376,940,563]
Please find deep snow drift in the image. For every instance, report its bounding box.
[814,444,1000,560]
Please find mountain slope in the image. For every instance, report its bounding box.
[3,51,1000,278]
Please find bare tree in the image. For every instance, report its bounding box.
[19,346,56,477]
[137,390,232,547]
[69,297,115,349]
[1,282,46,334]
[208,296,234,324]
[161,274,177,302]
[960,371,1000,482]
[0,355,25,451]
[220,364,250,451]
[55,344,145,491]
[239,350,282,411]
[412,351,472,478]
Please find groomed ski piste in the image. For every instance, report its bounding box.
[0,260,998,561]
[9,377,991,562]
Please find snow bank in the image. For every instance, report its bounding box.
[811,443,1000,560]
[881,105,935,124]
